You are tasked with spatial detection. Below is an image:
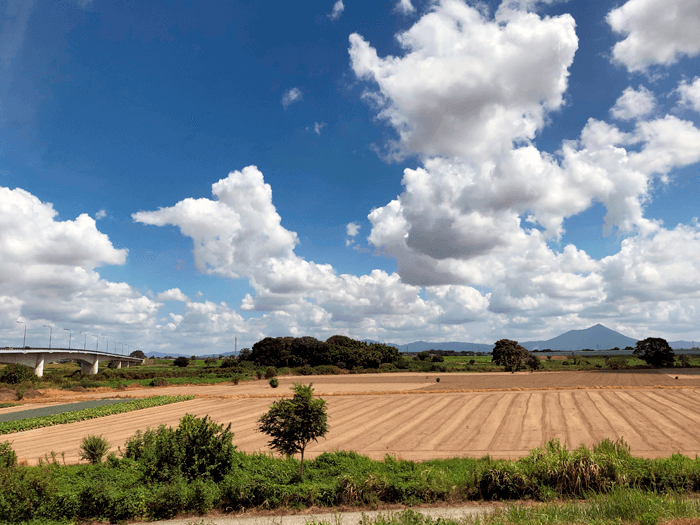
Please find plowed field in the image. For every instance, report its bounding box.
[8,371,700,465]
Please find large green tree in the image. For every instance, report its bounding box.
[257,383,329,479]
[633,337,675,367]
[491,339,531,371]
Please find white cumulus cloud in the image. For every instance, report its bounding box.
[346,222,360,236]
[314,122,327,135]
[678,77,700,112]
[610,86,656,120]
[155,288,190,302]
[0,186,161,347]
[349,0,578,160]
[607,0,700,72]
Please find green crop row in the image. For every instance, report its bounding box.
[0,403,20,409]
[0,395,194,435]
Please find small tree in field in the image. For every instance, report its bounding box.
[257,383,328,479]
[634,337,675,367]
[173,356,189,368]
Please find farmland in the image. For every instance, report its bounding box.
[7,371,700,465]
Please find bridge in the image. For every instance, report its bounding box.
[0,348,143,377]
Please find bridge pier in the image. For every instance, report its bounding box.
[80,357,99,375]
[34,354,44,378]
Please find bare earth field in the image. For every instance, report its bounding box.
[7,371,700,465]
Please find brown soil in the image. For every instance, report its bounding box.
[9,371,700,466]
[0,387,17,401]
[21,388,44,399]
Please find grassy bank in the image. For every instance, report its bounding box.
[4,414,700,523]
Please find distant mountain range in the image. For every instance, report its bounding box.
[366,324,698,352]
[145,324,698,357]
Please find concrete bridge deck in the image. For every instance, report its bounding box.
[0,348,143,376]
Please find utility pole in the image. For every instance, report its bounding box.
[16,321,26,348]
[43,325,52,350]
[235,337,237,356]
[64,328,72,350]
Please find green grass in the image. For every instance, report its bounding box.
[0,403,20,409]
[0,395,194,434]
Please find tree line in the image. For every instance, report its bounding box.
[247,335,401,369]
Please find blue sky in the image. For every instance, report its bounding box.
[2,0,700,354]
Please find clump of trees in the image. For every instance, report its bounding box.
[491,339,540,371]
[248,335,400,369]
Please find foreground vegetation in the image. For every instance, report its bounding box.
[4,413,700,523]
[0,395,194,434]
[312,491,700,525]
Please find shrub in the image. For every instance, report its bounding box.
[150,377,168,387]
[379,363,396,371]
[430,354,444,363]
[297,364,314,376]
[264,367,277,379]
[79,434,111,464]
[0,363,35,384]
[220,357,237,368]
[124,413,236,483]
[608,357,628,369]
[255,370,264,379]
[436,377,440,383]
[679,354,691,367]
[0,441,17,468]
[173,356,190,368]
[269,378,279,388]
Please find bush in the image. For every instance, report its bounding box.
[431,354,444,363]
[173,357,190,368]
[79,435,111,464]
[0,441,17,468]
[264,367,277,379]
[0,363,35,384]
[269,378,279,388]
[150,377,168,387]
[679,354,691,367]
[220,357,237,368]
[124,413,236,483]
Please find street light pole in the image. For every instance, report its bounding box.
[93,335,98,351]
[125,344,130,356]
[16,321,26,348]
[103,338,108,352]
[80,332,86,350]
[43,325,52,350]
[64,328,72,350]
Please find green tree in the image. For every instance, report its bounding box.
[491,339,530,371]
[257,383,329,479]
[173,356,190,368]
[634,337,675,367]
[130,350,146,359]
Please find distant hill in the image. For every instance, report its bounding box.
[520,324,638,351]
